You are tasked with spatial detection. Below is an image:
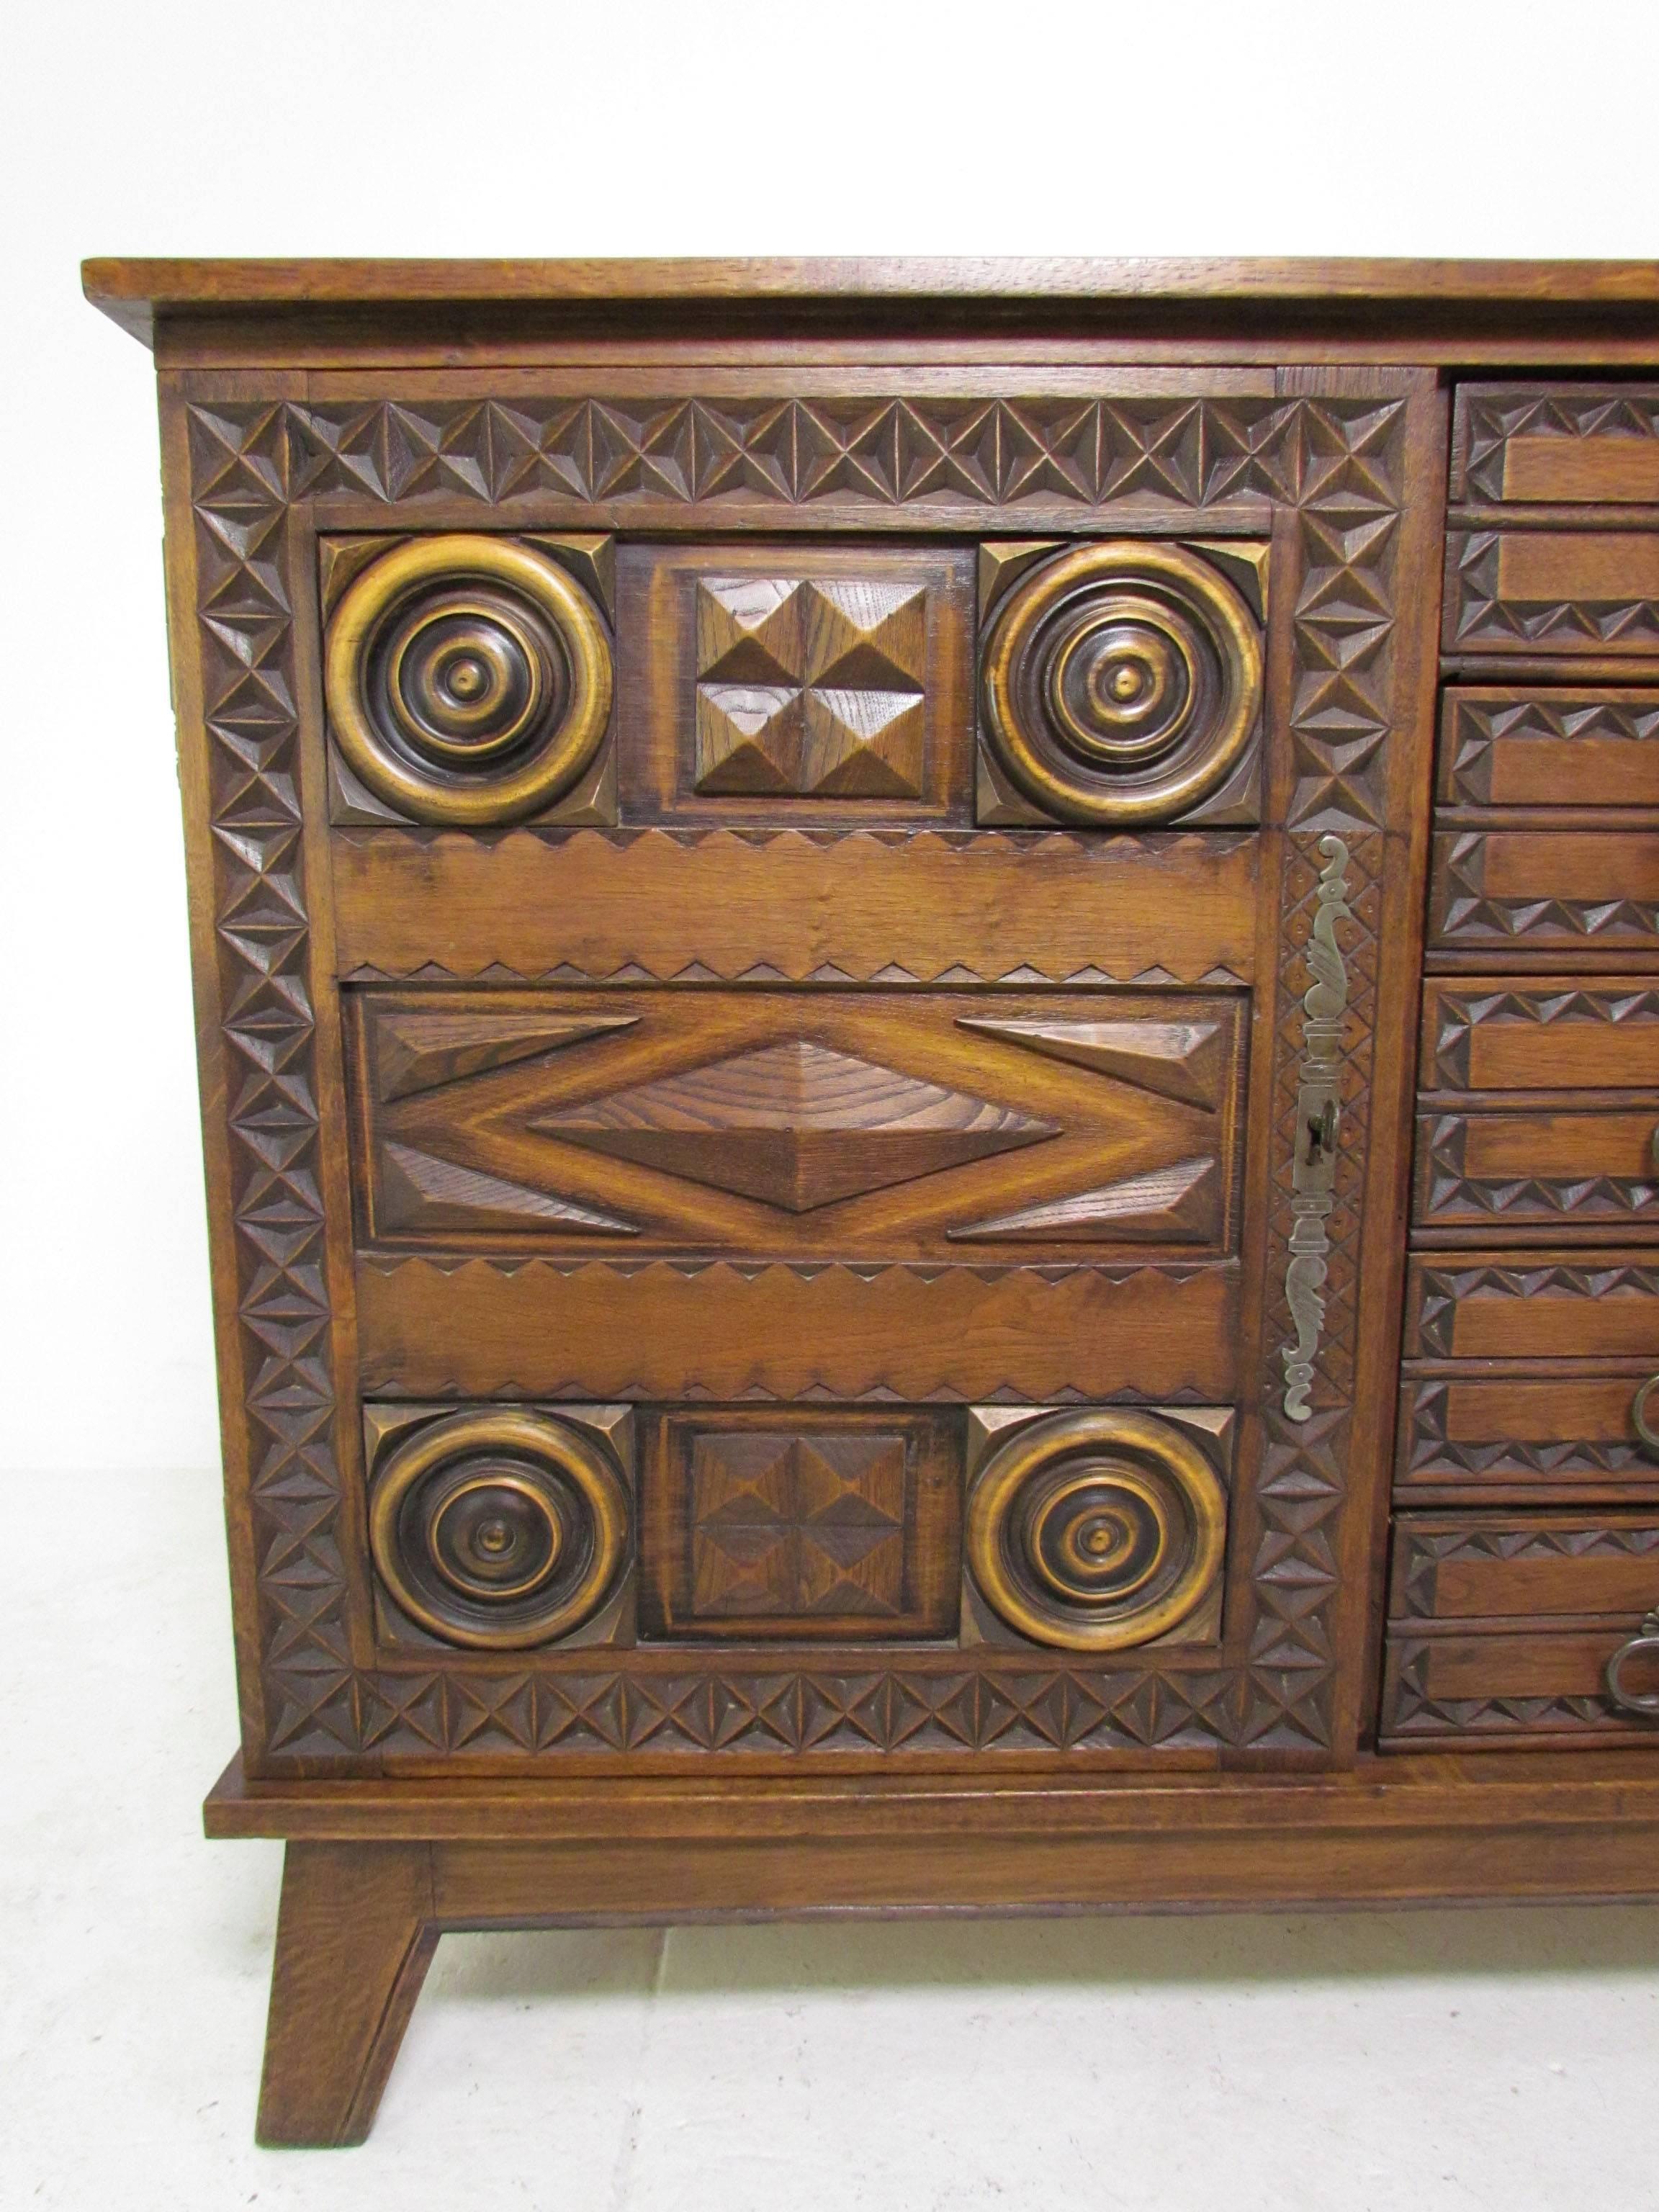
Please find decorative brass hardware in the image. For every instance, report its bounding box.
[979,540,1262,825]
[1606,1608,1659,1715]
[1282,835,1354,1421]
[369,1407,628,1648]
[966,1408,1226,1652]
[325,534,611,825]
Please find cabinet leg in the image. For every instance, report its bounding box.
[256,1840,439,2148]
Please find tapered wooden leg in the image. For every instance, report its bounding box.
[256,1840,439,2148]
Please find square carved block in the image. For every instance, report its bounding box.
[618,540,974,823]
[639,1408,960,1641]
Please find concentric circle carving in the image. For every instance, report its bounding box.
[369,1408,628,1648]
[981,541,1262,824]
[966,1409,1226,1651]
[325,535,611,824]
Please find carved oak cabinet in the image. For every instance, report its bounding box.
[85,257,1659,2144]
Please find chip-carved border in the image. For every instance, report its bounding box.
[181,385,1407,1765]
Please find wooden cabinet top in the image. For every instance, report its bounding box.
[82,255,1659,355]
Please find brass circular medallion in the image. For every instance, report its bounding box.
[966,1408,1226,1651]
[325,535,611,825]
[981,541,1262,824]
[369,1408,628,1648]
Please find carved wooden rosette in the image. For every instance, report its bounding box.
[368,1407,629,1649]
[980,539,1263,825]
[174,381,1413,1766]
[325,534,611,824]
[965,1409,1227,1650]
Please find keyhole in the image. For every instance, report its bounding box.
[1305,1099,1339,1165]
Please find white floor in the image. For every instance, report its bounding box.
[4,1470,1658,2211]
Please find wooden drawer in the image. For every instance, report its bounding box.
[1405,1249,1659,1361]
[1382,1627,1659,1743]
[1390,1511,1659,1622]
[1438,690,1659,811]
[1447,529,1659,657]
[1421,976,1659,1095]
[1380,1510,1659,1745]
[1428,829,1659,950]
[1453,384,1659,507]
[1415,1106,1659,1231]
[1396,1374,1659,1500]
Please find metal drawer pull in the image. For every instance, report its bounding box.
[1606,1609,1659,1715]
[1631,1375,1659,1460]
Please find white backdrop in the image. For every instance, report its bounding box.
[8,0,1659,1473]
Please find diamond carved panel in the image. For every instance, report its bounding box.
[349,986,1245,1262]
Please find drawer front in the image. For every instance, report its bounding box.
[1396,1375,1659,1496]
[1421,976,1659,1095]
[1416,1108,1659,1228]
[1381,1507,1659,1745]
[1438,690,1659,811]
[1453,385,1659,507]
[1382,1627,1659,1742]
[1429,830,1659,950]
[1405,1251,1659,1361]
[1390,1511,1659,1621]
[1447,529,1659,656]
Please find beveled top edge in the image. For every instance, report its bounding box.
[82,254,1659,348]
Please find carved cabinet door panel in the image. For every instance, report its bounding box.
[158,364,1443,1776]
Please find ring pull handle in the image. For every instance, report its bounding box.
[1606,1609,1659,1716]
[1631,1375,1659,1460]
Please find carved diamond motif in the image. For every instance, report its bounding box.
[691,1432,908,1619]
[531,1040,1056,1210]
[693,575,927,799]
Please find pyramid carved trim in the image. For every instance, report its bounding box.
[949,1156,1218,1243]
[958,1015,1228,1109]
[384,1143,639,1236]
[374,1010,639,1102]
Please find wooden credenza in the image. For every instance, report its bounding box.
[85,257,1659,2145]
